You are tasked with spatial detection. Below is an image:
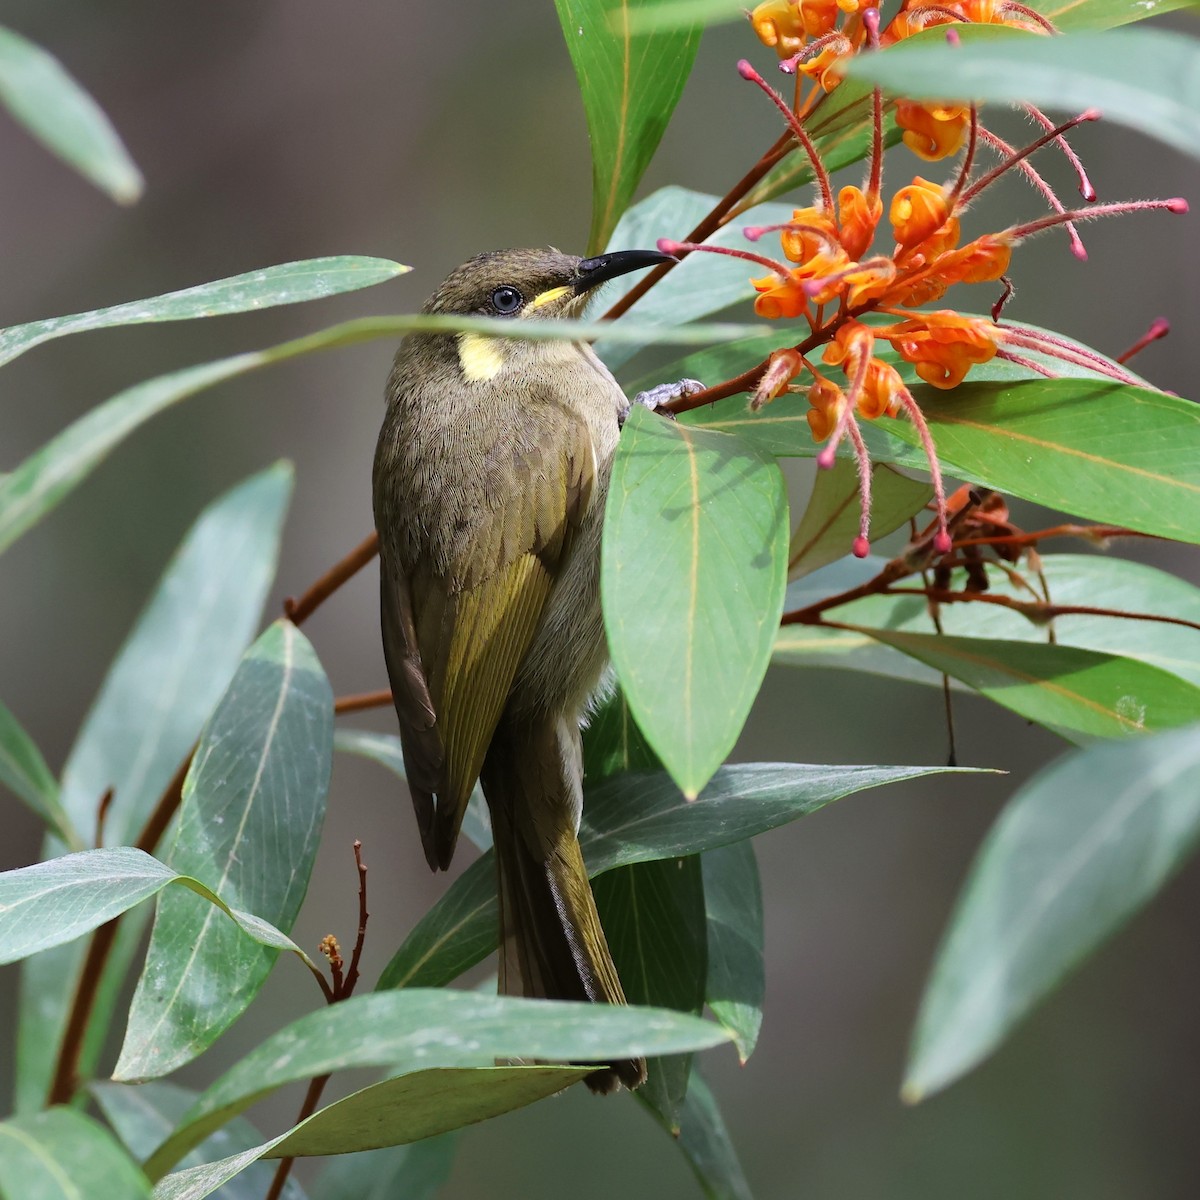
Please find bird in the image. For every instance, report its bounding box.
[372,246,679,1093]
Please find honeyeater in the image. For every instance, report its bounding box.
[372,247,676,1093]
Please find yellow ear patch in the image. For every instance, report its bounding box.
[528,285,572,311]
[457,333,506,382]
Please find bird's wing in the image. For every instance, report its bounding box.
[381,408,597,870]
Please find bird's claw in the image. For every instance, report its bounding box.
[619,378,705,427]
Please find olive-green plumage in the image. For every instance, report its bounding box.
[373,247,671,1093]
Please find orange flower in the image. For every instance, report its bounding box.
[859,358,906,419]
[751,271,810,319]
[779,207,840,263]
[796,39,853,91]
[890,178,951,250]
[823,319,874,375]
[932,233,1014,285]
[751,347,805,410]
[837,185,882,259]
[821,322,904,419]
[805,376,846,440]
[878,312,1002,388]
[895,101,971,161]
[750,0,840,56]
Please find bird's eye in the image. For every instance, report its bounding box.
[490,286,523,314]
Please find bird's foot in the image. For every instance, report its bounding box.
[619,378,705,427]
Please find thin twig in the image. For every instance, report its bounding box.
[94,788,115,850]
[284,532,380,626]
[267,842,371,1200]
[334,689,394,715]
[882,587,1200,633]
[47,918,119,1105]
[344,841,369,998]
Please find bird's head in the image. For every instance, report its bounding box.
[424,247,674,321]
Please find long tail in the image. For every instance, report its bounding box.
[481,713,645,1094]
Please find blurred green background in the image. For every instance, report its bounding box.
[2,2,1199,1196]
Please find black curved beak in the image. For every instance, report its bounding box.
[573,248,676,293]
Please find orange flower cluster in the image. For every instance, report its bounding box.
[750,0,1052,160]
[664,30,1188,558]
[749,176,1011,409]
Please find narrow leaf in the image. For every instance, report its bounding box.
[603,405,789,797]
[878,380,1200,545]
[115,620,333,1080]
[702,841,763,1062]
[0,847,313,968]
[0,24,142,203]
[92,1082,307,1200]
[0,698,76,847]
[905,721,1200,1101]
[0,258,410,369]
[17,466,291,1109]
[144,991,730,1176]
[0,315,766,558]
[849,28,1200,160]
[0,1108,149,1200]
[554,0,703,252]
[583,685,662,779]
[776,554,1200,692]
[594,855,708,1128]
[644,1069,753,1200]
[60,464,294,845]
[265,1068,586,1159]
[378,761,987,990]
[788,461,932,579]
[858,628,1200,741]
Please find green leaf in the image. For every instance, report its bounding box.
[0,258,410,370]
[645,1069,753,1200]
[702,842,763,1062]
[144,991,731,1176]
[0,698,76,848]
[0,1109,150,1200]
[62,465,294,846]
[92,1082,308,1200]
[584,686,662,779]
[594,855,708,1129]
[1038,0,1198,31]
[603,406,789,797]
[905,721,1200,1101]
[623,0,743,30]
[378,760,986,990]
[877,380,1200,545]
[115,620,333,1081]
[310,1134,456,1200]
[857,629,1200,742]
[596,188,793,370]
[148,1075,534,1200]
[0,847,314,968]
[0,315,767,558]
[0,24,142,204]
[17,465,291,1111]
[554,0,703,253]
[849,28,1200,160]
[265,1068,585,1159]
[776,553,1200,692]
[788,461,932,579]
